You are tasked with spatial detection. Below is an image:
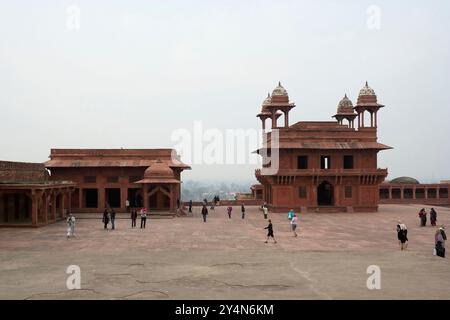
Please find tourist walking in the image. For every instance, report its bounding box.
[241,203,245,219]
[291,214,298,237]
[102,209,110,229]
[66,213,76,239]
[419,208,427,227]
[131,209,137,228]
[430,208,437,226]
[201,205,208,222]
[262,205,269,220]
[396,221,408,250]
[188,200,193,213]
[264,219,277,243]
[110,209,116,230]
[227,206,232,219]
[140,207,147,229]
[435,226,446,258]
[288,209,294,221]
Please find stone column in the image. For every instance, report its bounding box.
[51,192,57,221]
[284,110,289,128]
[143,185,149,209]
[271,112,277,129]
[79,188,83,209]
[43,192,49,225]
[388,187,392,199]
[425,188,428,199]
[98,187,105,211]
[31,191,38,226]
[413,186,416,199]
[400,187,404,200]
[121,187,128,212]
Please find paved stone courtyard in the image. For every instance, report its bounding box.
[0,204,449,299]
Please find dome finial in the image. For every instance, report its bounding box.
[278,81,281,86]
[344,93,348,98]
[365,81,368,87]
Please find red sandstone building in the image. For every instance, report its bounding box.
[379,177,450,206]
[0,161,75,227]
[45,149,190,213]
[255,82,391,212]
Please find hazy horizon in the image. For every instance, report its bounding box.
[1,1,449,183]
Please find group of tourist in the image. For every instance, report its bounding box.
[100,207,148,230]
[102,209,117,230]
[65,201,447,258]
[396,207,447,258]
[418,207,438,227]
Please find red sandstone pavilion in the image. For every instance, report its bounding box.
[0,149,190,227]
[255,82,392,212]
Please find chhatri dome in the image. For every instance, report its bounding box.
[262,92,272,106]
[271,81,288,97]
[260,93,272,113]
[336,94,355,114]
[359,81,376,96]
[136,159,180,184]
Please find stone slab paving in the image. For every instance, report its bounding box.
[0,204,449,299]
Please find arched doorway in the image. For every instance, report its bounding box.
[148,186,171,211]
[317,181,333,206]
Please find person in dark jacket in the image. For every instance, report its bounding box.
[241,203,246,219]
[188,200,193,213]
[264,219,277,244]
[131,209,137,228]
[201,205,208,222]
[430,208,437,226]
[102,209,110,230]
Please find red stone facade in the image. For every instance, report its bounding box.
[0,161,75,227]
[44,149,190,213]
[379,180,450,206]
[255,82,391,212]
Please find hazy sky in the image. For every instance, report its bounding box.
[1,0,449,183]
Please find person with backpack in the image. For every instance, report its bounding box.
[396,221,408,250]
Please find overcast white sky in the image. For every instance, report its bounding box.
[1,0,449,183]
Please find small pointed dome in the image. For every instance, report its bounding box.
[359,81,376,96]
[144,159,175,179]
[337,94,355,114]
[271,81,288,97]
[262,93,272,106]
